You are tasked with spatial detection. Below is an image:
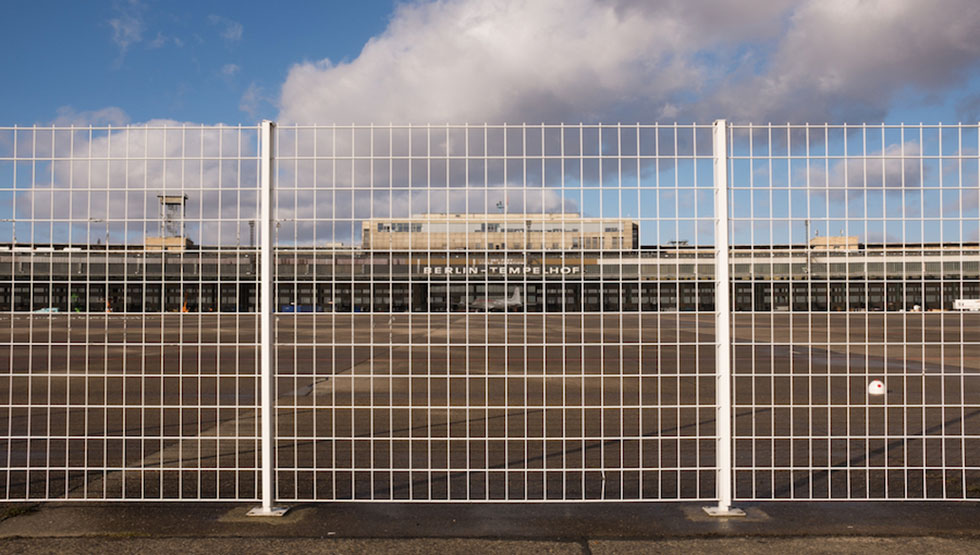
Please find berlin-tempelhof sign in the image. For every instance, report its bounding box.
[422,264,582,276]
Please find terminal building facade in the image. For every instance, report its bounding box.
[362,213,639,252]
[1,213,978,313]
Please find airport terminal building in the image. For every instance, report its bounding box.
[1,213,978,313]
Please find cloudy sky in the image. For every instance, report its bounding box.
[5,0,980,126]
[3,0,980,247]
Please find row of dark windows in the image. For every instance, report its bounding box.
[5,280,977,314]
[377,223,423,232]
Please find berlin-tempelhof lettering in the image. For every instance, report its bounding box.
[422,265,581,275]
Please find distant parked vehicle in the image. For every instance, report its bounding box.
[953,299,980,311]
[279,304,324,313]
[466,288,523,312]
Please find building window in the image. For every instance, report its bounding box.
[390,223,421,233]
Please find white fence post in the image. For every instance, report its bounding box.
[249,120,288,516]
[705,119,743,516]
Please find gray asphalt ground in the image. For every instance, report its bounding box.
[2,313,980,551]
[1,501,980,553]
[2,313,979,501]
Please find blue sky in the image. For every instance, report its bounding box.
[2,1,980,247]
[4,0,980,126]
[2,1,397,125]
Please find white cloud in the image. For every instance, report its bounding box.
[148,31,183,49]
[712,0,980,122]
[108,1,145,58]
[239,82,270,118]
[803,141,924,211]
[51,106,131,126]
[221,63,240,77]
[209,15,243,44]
[279,0,736,123]
[7,122,260,246]
[110,4,185,55]
[278,0,980,125]
[148,32,166,49]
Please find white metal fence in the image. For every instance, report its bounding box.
[0,124,264,500]
[0,121,977,508]
[727,124,980,501]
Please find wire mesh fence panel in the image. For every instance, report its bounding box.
[728,124,980,501]
[0,125,263,500]
[4,120,974,505]
[271,124,720,502]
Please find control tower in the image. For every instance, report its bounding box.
[145,194,189,252]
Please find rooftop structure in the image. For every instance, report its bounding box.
[362,213,639,251]
[146,195,189,252]
[809,235,860,251]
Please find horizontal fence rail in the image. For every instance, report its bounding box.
[0,121,977,504]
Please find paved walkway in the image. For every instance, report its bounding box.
[2,502,979,553]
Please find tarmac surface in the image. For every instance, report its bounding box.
[2,312,980,551]
[2,312,980,502]
[1,501,980,553]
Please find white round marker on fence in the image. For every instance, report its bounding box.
[868,380,885,396]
